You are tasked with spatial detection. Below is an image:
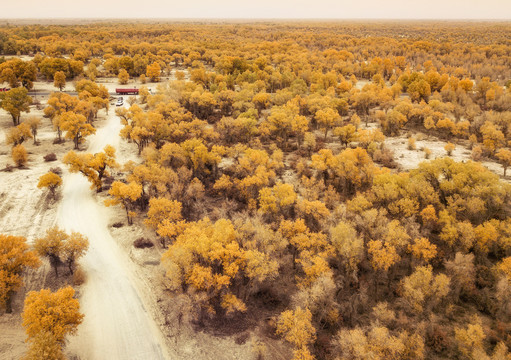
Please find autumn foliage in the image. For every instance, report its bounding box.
[22,286,83,358]
[1,20,511,360]
[0,234,40,313]
[34,226,89,277]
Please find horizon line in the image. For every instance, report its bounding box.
[0,17,510,21]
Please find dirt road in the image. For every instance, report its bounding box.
[57,109,168,359]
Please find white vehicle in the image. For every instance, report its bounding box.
[116,97,124,106]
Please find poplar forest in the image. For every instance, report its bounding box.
[0,21,511,360]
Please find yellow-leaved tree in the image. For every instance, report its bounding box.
[0,87,32,125]
[161,218,278,319]
[22,286,83,352]
[0,234,40,313]
[26,116,40,144]
[59,111,96,149]
[6,122,32,146]
[37,172,62,200]
[330,221,364,276]
[146,62,161,82]
[53,71,66,91]
[12,144,28,167]
[118,68,129,85]
[400,265,450,313]
[63,145,118,192]
[315,107,341,140]
[145,197,185,245]
[34,226,89,276]
[496,148,511,177]
[105,181,143,225]
[276,307,317,360]
[258,182,297,218]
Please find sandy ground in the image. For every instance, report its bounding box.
[384,131,509,182]
[55,104,168,359]
[0,105,75,359]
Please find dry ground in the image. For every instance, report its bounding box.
[0,103,76,359]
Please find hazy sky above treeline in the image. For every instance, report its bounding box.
[1,0,510,19]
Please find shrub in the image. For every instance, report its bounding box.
[444,142,455,156]
[112,222,124,228]
[471,145,483,161]
[408,137,416,150]
[72,267,87,286]
[134,237,154,249]
[12,144,28,167]
[372,147,397,168]
[49,167,62,175]
[424,147,432,159]
[44,153,57,162]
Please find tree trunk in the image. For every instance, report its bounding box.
[126,207,132,225]
[5,291,14,313]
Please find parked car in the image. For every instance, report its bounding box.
[116,97,124,106]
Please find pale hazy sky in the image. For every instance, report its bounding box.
[1,0,510,19]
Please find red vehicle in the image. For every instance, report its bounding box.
[0,87,10,92]
[115,88,139,95]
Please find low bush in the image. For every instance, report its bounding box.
[49,167,62,175]
[72,267,87,286]
[134,237,154,249]
[44,153,57,162]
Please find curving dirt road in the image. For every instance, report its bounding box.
[58,108,168,359]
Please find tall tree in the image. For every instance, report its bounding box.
[118,68,129,85]
[146,62,161,82]
[63,145,118,192]
[22,286,83,344]
[53,71,66,91]
[496,149,511,177]
[37,172,63,200]
[105,181,143,225]
[0,87,32,125]
[34,226,88,277]
[6,122,32,146]
[0,234,40,313]
[276,307,316,360]
[59,111,96,149]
